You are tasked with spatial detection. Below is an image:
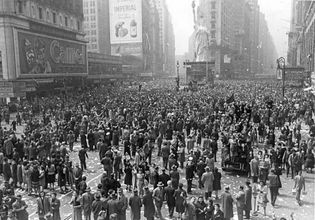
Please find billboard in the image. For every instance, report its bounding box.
[111,43,142,56]
[17,30,87,75]
[109,0,142,44]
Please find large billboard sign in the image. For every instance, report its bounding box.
[17,30,87,75]
[109,0,142,44]
[111,43,142,57]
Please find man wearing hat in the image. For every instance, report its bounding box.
[221,186,233,220]
[82,187,93,220]
[129,189,142,220]
[159,168,170,187]
[153,182,164,219]
[244,180,252,219]
[164,180,176,218]
[117,188,128,220]
[201,166,214,200]
[142,186,155,220]
[37,191,51,220]
[170,165,180,189]
[92,193,105,220]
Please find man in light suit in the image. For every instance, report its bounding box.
[236,186,246,220]
[82,187,94,220]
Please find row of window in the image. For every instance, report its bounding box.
[83,1,96,8]
[85,30,97,35]
[17,1,81,31]
[87,44,98,50]
[84,23,97,29]
[84,16,96,22]
[83,8,96,14]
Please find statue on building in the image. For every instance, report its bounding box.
[192,0,210,62]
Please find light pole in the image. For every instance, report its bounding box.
[176,60,180,91]
[277,57,286,98]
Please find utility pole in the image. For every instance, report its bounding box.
[176,60,180,91]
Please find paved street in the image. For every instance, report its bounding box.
[0,119,314,220]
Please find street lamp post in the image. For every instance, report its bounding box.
[277,57,286,98]
[176,60,180,91]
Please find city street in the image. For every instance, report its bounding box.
[1,120,314,220]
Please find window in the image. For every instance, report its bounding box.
[90,8,95,13]
[17,1,23,13]
[91,23,96,28]
[90,1,95,7]
[91,37,97,42]
[211,12,216,19]
[211,21,216,29]
[84,9,88,14]
[65,16,68,27]
[84,16,89,22]
[77,21,81,31]
[91,16,96,21]
[59,15,63,26]
[91,30,97,35]
[52,12,56,23]
[84,1,88,7]
[38,7,43,19]
[31,5,36,18]
[211,31,216,39]
[46,10,50,22]
[92,44,97,49]
[211,2,216,9]
[70,18,74,28]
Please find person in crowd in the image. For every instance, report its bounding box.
[50,192,61,220]
[71,191,82,220]
[293,170,306,206]
[82,187,94,220]
[213,203,224,220]
[12,195,28,220]
[202,166,214,200]
[221,186,233,220]
[37,191,51,220]
[268,169,281,207]
[213,167,222,199]
[129,189,142,220]
[236,186,245,220]
[142,186,155,220]
[244,180,252,219]
[257,181,268,216]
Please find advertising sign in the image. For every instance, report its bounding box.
[111,43,142,56]
[109,0,142,44]
[17,30,87,75]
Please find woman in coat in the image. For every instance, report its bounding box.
[213,204,224,220]
[51,192,61,220]
[142,187,155,220]
[213,167,222,199]
[124,160,133,191]
[71,191,82,220]
[182,197,195,220]
[195,196,206,220]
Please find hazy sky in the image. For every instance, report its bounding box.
[166,0,291,57]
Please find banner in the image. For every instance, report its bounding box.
[17,31,87,75]
[109,0,142,44]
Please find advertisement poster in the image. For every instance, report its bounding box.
[111,43,142,56]
[17,31,87,75]
[109,0,142,44]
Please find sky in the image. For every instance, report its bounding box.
[166,0,291,57]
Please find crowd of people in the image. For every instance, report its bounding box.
[0,79,314,220]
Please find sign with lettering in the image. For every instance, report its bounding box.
[17,30,87,75]
[109,0,142,44]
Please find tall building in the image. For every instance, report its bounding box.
[258,12,277,75]
[155,0,175,75]
[108,0,163,76]
[83,0,111,54]
[288,0,314,74]
[0,0,87,101]
[188,0,276,78]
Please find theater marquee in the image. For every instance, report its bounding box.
[16,30,87,76]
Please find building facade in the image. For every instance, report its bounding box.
[188,0,276,79]
[155,0,175,76]
[83,0,110,54]
[288,0,314,76]
[0,0,87,100]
